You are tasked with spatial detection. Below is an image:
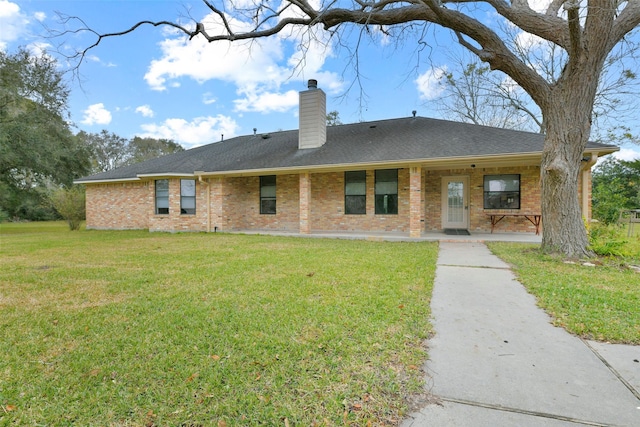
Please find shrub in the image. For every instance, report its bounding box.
[588,223,629,257]
[50,186,86,230]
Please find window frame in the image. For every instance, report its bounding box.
[260,175,276,215]
[180,179,196,215]
[344,171,366,215]
[374,169,398,215]
[483,174,521,210]
[155,179,169,215]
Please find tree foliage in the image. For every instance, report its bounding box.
[592,157,640,224]
[50,185,86,230]
[128,136,184,164]
[326,111,342,126]
[56,1,640,257]
[0,48,91,220]
[77,131,185,174]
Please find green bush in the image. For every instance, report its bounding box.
[49,186,86,230]
[0,208,8,223]
[588,223,629,257]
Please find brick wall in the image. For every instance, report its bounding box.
[309,169,410,232]
[85,182,150,229]
[217,174,300,232]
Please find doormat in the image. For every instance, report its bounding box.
[444,228,471,235]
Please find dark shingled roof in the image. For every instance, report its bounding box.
[77,116,618,183]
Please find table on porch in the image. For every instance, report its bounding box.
[487,213,543,235]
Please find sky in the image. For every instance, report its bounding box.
[2,0,639,161]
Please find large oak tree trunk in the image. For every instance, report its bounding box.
[540,77,598,258]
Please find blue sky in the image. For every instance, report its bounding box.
[2,0,639,160]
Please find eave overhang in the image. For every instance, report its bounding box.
[75,145,618,185]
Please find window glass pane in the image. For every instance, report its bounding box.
[345,171,366,195]
[375,194,398,214]
[260,176,276,197]
[375,181,397,194]
[260,176,276,214]
[181,197,195,209]
[483,175,520,209]
[484,175,519,191]
[375,169,398,195]
[345,181,365,195]
[181,179,196,196]
[345,195,366,215]
[155,180,169,214]
[376,169,397,183]
[261,185,276,198]
[261,199,276,214]
[156,179,169,191]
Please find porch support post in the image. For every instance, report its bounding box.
[299,172,311,234]
[581,154,597,223]
[409,166,422,238]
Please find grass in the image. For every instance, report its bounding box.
[488,229,640,344]
[0,222,437,426]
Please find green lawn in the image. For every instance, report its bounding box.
[488,239,640,344]
[0,222,437,425]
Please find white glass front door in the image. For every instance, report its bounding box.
[442,177,469,229]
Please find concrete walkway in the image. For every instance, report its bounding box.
[402,242,640,427]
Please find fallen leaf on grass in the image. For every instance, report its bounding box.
[217,420,227,427]
[186,372,199,382]
[4,405,17,412]
[210,354,221,361]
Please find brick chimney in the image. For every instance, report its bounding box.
[298,79,326,149]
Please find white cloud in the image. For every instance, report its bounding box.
[138,115,240,148]
[0,0,28,50]
[135,105,155,118]
[143,8,342,114]
[144,13,287,91]
[527,0,553,14]
[234,87,298,113]
[202,92,217,105]
[613,147,640,161]
[81,103,112,126]
[34,11,46,22]
[415,66,448,100]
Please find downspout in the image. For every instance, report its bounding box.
[197,174,211,233]
[581,153,598,224]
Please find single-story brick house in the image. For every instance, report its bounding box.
[76,80,617,237]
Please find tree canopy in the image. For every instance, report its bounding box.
[0,48,91,220]
[592,157,640,224]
